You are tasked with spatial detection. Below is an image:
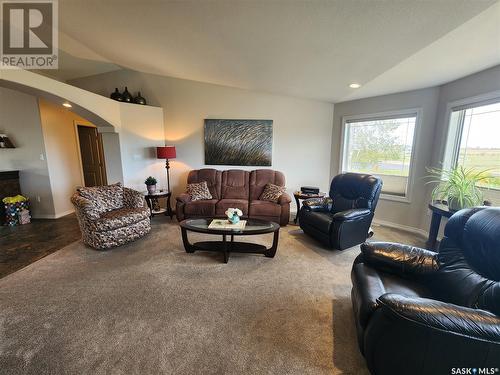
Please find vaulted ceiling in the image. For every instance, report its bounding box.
[53,0,500,103]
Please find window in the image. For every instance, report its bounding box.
[341,111,418,199]
[444,100,500,191]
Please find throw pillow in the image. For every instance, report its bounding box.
[187,181,212,201]
[78,182,124,213]
[260,183,286,203]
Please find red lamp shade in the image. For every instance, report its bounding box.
[157,146,176,159]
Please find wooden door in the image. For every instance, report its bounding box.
[77,125,107,187]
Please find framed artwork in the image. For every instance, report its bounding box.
[204,119,273,166]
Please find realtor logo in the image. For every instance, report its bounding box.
[1,0,58,69]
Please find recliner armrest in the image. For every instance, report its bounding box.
[278,192,291,205]
[302,197,333,212]
[176,193,191,204]
[332,208,371,221]
[361,242,438,276]
[378,293,500,343]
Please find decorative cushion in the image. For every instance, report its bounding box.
[259,183,286,203]
[78,182,123,213]
[187,181,213,201]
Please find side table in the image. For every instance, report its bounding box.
[426,201,454,251]
[293,191,326,224]
[144,191,173,219]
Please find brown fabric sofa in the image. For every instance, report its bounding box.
[176,169,291,226]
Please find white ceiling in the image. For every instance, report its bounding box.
[54,0,500,103]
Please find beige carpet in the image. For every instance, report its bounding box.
[0,217,422,374]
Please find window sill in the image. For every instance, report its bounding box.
[380,193,411,204]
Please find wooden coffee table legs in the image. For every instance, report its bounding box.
[180,228,279,263]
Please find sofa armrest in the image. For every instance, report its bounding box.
[123,187,146,208]
[361,242,438,276]
[176,193,191,204]
[302,197,333,212]
[70,193,100,220]
[332,208,371,222]
[278,192,291,205]
[378,293,500,343]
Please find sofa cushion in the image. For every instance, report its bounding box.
[299,210,335,234]
[216,199,248,216]
[259,183,286,203]
[187,169,222,200]
[187,181,212,201]
[249,200,281,217]
[90,207,150,232]
[249,170,286,200]
[221,170,249,199]
[184,199,218,217]
[78,182,123,213]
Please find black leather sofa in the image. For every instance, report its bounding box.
[351,207,500,375]
[299,173,382,250]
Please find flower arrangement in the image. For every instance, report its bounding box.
[225,208,243,224]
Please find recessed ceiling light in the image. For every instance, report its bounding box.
[349,83,361,89]
[62,102,72,108]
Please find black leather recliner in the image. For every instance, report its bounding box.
[351,207,500,375]
[299,173,382,250]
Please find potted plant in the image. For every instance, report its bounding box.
[225,208,243,224]
[145,176,158,194]
[426,166,490,211]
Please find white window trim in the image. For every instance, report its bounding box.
[340,108,423,203]
[442,89,500,165]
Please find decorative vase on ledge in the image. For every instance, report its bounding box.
[133,92,147,105]
[122,87,133,102]
[110,88,123,101]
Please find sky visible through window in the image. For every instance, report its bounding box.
[457,102,500,189]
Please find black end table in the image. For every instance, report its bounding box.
[180,218,280,263]
[144,191,173,219]
[293,191,326,224]
[426,201,454,251]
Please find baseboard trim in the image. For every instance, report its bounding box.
[32,209,74,220]
[372,219,428,238]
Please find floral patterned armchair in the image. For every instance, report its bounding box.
[71,183,151,250]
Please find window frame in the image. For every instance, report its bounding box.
[340,108,422,203]
[442,90,500,192]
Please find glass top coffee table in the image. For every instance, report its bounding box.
[179,218,280,263]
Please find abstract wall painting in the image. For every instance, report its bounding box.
[204,119,273,166]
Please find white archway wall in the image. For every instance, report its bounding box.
[0,70,166,217]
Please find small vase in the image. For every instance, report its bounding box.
[133,91,147,105]
[110,88,123,101]
[146,184,156,195]
[122,87,133,102]
[228,215,240,224]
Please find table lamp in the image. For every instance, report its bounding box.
[156,146,176,192]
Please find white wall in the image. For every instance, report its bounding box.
[69,70,334,208]
[0,87,55,218]
[38,98,87,217]
[118,103,165,191]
